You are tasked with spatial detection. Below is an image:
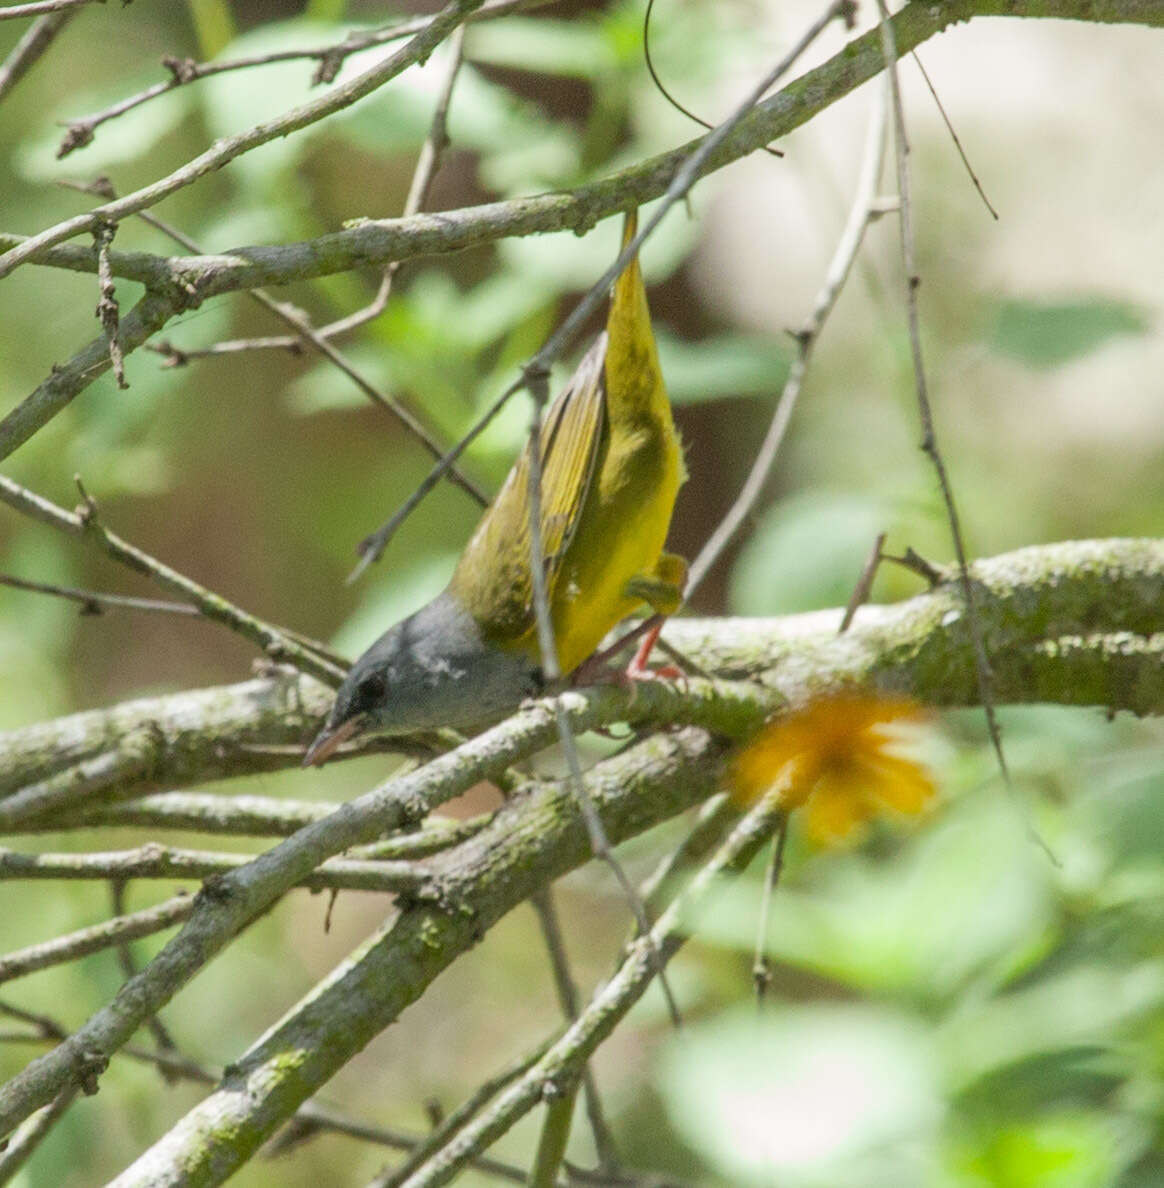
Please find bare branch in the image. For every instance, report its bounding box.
[367,1043,552,1188]
[0,894,194,985]
[19,791,484,854]
[177,18,473,362]
[394,787,787,1187]
[0,539,1159,808]
[0,1004,542,1185]
[102,723,732,1187]
[875,0,1018,821]
[531,889,620,1170]
[0,570,198,616]
[55,0,551,157]
[0,0,98,21]
[0,843,423,894]
[4,0,1161,462]
[687,78,889,599]
[0,0,484,280]
[0,1085,76,1185]
[98,195,488,509]
[0,8,75,102]
[0,474,346,687]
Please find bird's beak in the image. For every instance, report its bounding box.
[301,716,362,768]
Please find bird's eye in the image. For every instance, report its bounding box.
[355,673,386,706]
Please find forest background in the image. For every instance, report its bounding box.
[1,0,1163,1184]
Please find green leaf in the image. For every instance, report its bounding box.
[946,1110,1147,1188]
[15,76,196,181]
[656,1004,941,1186]
[728,490,890,615]
[468,17,616,80]
[987,298,1149,369]
[186,0,236,58]
[656,331,790,404]
[692,795,1053,1002]
[305,0,346,18]
[937,962,1164,1093]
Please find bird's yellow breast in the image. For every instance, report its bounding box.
[449,209,684,678]
[548,410,683,673]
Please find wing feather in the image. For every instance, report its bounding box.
[450,334,607,644]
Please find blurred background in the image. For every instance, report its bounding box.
[1,0,1163,1183]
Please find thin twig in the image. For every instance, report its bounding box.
[186,20,472,370]
[1,566,344,666]
[396,786,786,1188]
[0,1007,542,1186]
[93,220,127,388]
[1,537,1151,1140]
[368,1043,552,1188]
[351,379,517,572]
[0,893,194,986]
[108,882,180,1071]
[874,3,1025,832]
[354,0,853,570]
[0,0,96,20]
[0,844,424,894]
[54,0,551,157]
[521,362,683,1028]
[22,792,484,854]
[0,473,346,687]
[0,1085,76,1185]
[528,1078,580,1188]
[640,793,738,917]
[0,8,75,103]
[686,77,889,599]
[751,816,788,1007]
[910,51,999,220]
[0,0,487,279]
[2,0,1131,465]
[457,2,856,1037]
[839,531,887,634]
[531,889,620,1170]
[643,0,783,158]
[0,570,197,616]
[56,178,487,509]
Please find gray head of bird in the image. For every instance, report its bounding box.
[301,589,543,766]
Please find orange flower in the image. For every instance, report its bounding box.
[732,693,936,845]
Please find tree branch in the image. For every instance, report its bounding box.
[3,0,1161,460]
[0,8,76,103]
[0,474,346,687]
[106,725,732,1187]
[0,0,487,280]
[54,0,551,157]
[0,844,422,894]
[1,538,1157,809]
[0,539,1155,1148]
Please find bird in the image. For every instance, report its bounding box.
[303,209,686,767]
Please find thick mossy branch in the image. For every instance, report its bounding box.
[2,538,1158,811]
[0,538,1158,1151]
[0,675,331,798]
[106,726,729,1188]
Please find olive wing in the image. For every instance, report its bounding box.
[450,333,608,644]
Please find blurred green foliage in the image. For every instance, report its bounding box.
[988,299,1150,370]
[0,0,1161,1185]
[653,707,1164,1187]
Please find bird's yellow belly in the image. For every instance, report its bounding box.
[549,421,682,674]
